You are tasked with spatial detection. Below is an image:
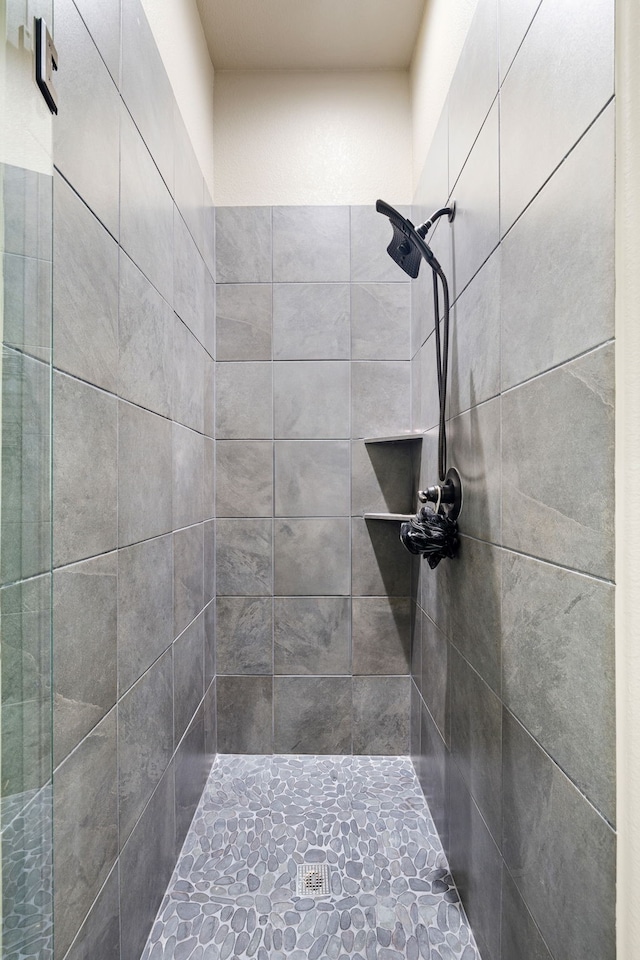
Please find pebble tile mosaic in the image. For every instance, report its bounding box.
[2,787,54,960]
[141,755,481,960]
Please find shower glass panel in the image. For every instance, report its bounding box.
[1,0,55,956]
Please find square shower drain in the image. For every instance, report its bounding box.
[296,863,331,896]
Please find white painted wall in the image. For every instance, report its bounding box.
[616,0,640,954]
[213,69,411,206]
[140,0,215,198]
[410,0,478,190]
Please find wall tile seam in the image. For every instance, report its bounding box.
[413,648,617,833]
[414,534,616,587]
[54,375,216,441]
[60,859,119,960]
[216,673,411,679]
[449,88,501,198]
[499,94,616,243]
[499,336,616,399]
[496,0,544,90]
[52,623,212,769]
[173,607,208,646]
[501,702,616,832]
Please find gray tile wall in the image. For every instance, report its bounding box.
[50,0,216,957]
[214,204,418,755]
[1,159,55,960]
[410,1,616,959]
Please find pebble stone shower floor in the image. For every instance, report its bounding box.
[141,755,482,960]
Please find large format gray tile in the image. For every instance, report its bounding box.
[119,764,175,960]
[216,441,273,517]
[450,395,501,543]
[172,315,204,431]
[275,518,350,595]
[501,865,554,960]
[216,283,272,361]
[351,203,413,283]
[502,550,615,823]
[274,677,351,754]
[500,0,614,232]
[119,251,172,418]
[433,536,501,694]
[351,437,417,517]
[502,710,616,960]
[450,647,502,845]
[173,105,205,254]
[448,0,499,186]
[418,701,448,849]
[2,164,52,261]
[120,0,174,189]
[118,401,172,547]
[53,710,117,960]
[215,207,272,283]
[448,761,502,960]
[53,553,117,766]
[203,519,215,605]
[204,601,215,686]
[204,680,217,758]
[2,251,51,362]
[274,361,349,439]
[353,676,410,755]
[501,103,614,389]
[53,173,118,392]
[216,362,272,439]
[2,351,51,582]
[64,866,120,960]
[173,525,204,637]
[120,107,173,304]
[352,597,411,675]
[450,101,500,296]
[216,519,272,596]
[351,361,410,439]
[0,576,51,794]
[53,373,117,567]
[118,535,173,695]
[54,0,120,237]
[216,677,272,754]
[173,613,205,743]
[118,649,173,847]
[273,207,350,282]
[498,0,542,81]
[273,282,350,360]
[173,209,206,344]
[216,597,273,675]
[420,610,449,744]
[352,518,412,597]
[502,344,614,579]
[275,440,350,516]
[72,0,120,81]
[274,597,351,676]
[175,707,209,850]
[172,424,204,530]
[351,283,411,360]
[449,248,501,418]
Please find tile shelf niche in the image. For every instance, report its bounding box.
[362,432,423,521]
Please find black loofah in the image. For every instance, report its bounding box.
[400,505,459,569]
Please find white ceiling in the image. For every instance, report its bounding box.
[196,0,427,71]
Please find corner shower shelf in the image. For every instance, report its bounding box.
[363,512,414,521]
[363,432,423,444]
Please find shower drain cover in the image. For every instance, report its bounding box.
[296,863,330,897]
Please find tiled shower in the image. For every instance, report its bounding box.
[0,0,616,959]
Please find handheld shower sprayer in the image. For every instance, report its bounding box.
[376,198,462,567]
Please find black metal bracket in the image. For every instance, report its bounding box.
[35,18,58,115]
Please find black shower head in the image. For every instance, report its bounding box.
[375,199,423,278]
